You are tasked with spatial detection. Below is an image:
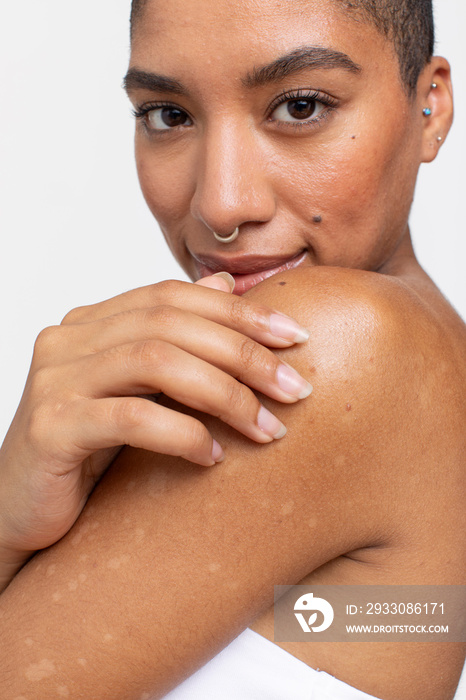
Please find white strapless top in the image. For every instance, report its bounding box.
[162,627,383,699]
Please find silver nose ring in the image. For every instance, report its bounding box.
[212,227,239,244]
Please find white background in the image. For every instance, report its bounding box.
[0,2,465,694]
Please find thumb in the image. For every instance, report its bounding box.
[195,271,235,293]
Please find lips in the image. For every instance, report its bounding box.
[192,250,307,295]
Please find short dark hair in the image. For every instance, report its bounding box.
[130,0,434,95]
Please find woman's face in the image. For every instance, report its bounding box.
[127,0,426,293]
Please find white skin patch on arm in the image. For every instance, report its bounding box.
[24,638,34,647]
[103,634,114,643]
[208,562,221,574]
[71,522,91,546]
[280,500,295,516]
[52,591,62,603]
[107,555,129,570]
[76,658,88,669]
[57,686,70,697]
[25,659,57,681]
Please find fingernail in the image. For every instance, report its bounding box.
[213,272,235,293]
[211,439,225,463]
[257,406,287,440]
[269,314,310,343]
[277,364,313,399]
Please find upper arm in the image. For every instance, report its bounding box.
[0,267,450,698]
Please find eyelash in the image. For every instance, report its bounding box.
[132,102,182,120]
[267,89,338,128]
[132,89,338,133]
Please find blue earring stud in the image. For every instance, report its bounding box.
[423,108,432,117]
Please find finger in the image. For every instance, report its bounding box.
[60,279,309,348]
[64,397,225,468]
[194,272,235,293]
[54,306,313,403]
[67,339,289,444]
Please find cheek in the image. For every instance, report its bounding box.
[135,139,194,229]
[276,126,419,267]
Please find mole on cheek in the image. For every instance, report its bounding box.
[313,215,322,224]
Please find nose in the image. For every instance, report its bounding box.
[190,119,276,237]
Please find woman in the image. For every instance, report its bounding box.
[0,1,464,698]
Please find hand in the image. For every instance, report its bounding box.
[0,274,312,582]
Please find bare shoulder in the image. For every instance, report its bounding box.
[249,264,464,365]
[247,264,465,528]
[248,264,465,435]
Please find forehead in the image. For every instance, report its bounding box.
[130,0,392,73]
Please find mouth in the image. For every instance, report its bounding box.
[192,250,308,295]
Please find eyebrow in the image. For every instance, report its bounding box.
[123,46,361,97]
[123,69,188,96]
[243,46,361,88]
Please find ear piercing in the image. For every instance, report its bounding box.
[212,227,240,243]
[424,84,437,116]
[437,136,442,142]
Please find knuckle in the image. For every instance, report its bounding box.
[33,325,62,360]
[144,304,180,331]
[151,278,181,303]
[227,296,248,326]
[222,376,250,415]
[109,398,147,432]
[237,337,264,370]
[61,305,90,325]
[126,339,166,375]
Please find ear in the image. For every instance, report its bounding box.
[418,56,454,163]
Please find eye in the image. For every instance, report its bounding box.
[133,103,193,132]
[267,90,337,127]
[147,106,191,130]
[272,98,325,123]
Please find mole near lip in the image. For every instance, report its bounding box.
[194,251,308,295]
